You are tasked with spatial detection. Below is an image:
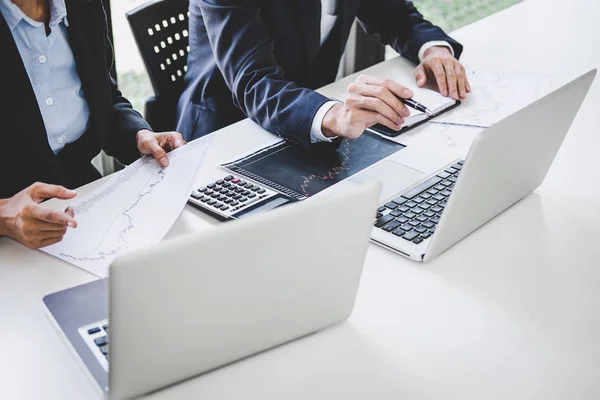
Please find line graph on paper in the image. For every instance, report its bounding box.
[223,132,404,199]
[42,136,211,277]
[434,69,555,127]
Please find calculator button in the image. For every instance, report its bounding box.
[205,190,214,195]
[211,193,219,198]
[191,192,202,200]
[201,197,209,203]
[208,200,216,206]
[217,195,226,201]
[222,182,231,188]
[251,186,260,192]
[234,187,243,193]
[225,176,234,181]
[238,180,246,186]
[207,183,216,189]
[224,199,233,204]
[234,194,242,200]
[242,190,251,196]
[87,327,100,335]
[257,188,266,194]
[216,180,224,185]
[244,183,253,189]
[239,197,248,202]
[231,201,239,206]
[220,205,229,211]
[198,187,207,192]
[220,188,228,194]
[231,178,240,183]
[227,191,236,197]
[215,202,223,208]
[248,193,256,199]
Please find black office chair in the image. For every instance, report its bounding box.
[127,0,190,132]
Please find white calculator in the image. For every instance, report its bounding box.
[187,174,296,220]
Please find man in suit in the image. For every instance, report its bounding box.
[177,0,470,149]
[0,0,185,248]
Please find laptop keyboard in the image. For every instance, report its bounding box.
[78,319,110,370]
[374,161,464,244]
[87,323,110,360]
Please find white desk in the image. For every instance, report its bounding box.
[2,0,600,398]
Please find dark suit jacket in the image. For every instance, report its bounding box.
[0,0,151,199]
[177,0,463,149]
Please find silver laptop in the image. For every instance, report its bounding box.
[43,182,380,399]
[364,69,596,261]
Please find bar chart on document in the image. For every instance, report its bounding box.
[42,136,211,277]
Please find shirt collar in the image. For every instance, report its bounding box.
[49,0,69,28]
[0,0,69,31]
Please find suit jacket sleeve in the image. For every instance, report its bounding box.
[356,0,463,64]
[101,30,152,165]
[194,0,331,150]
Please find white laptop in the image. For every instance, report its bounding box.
[43,183,380,399]
[360,69,596,261]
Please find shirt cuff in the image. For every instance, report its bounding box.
[418,41,455,62]
[310,101,339,143]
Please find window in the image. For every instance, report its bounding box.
[386,0,522,60]
[110,0,154,113]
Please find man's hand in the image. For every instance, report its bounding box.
[136,130,187,167]
[322,74,414,139]
[0,183,78,249]
[414,46,470,100]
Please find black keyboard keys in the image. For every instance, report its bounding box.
[402,231,419,241]
[382,220,401,232]
[375,214,395,228]
[401,176,442,199]
[94,336,107,347]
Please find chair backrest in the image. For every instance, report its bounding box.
[126,0,190,100]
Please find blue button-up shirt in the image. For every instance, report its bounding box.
[0,0,90,154]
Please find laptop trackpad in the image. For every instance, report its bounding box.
[351,160,425,201]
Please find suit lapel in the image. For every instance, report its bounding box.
[64,0,103,143]
[295,0,321,70]
[0,13,57,164]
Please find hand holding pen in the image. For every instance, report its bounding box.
[321,74,417,139]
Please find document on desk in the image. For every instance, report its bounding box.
[432,69,555,128]
[41,136,211,277]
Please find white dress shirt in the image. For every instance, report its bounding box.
[310,0,454,143]
[0,0,90,154]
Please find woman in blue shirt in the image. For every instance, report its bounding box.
[0,0,186,248]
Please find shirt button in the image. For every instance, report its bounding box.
[38,55,47,63]
[56,136,65,144]
[46,97,54,106]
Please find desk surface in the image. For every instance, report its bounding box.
[2,0,600,398]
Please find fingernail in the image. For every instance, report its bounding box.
[417,78,424,85]
[397,117,405,124]
[67,190,77,195]
[159,157,169,166]
[403,88,413,97]
[67,221,76,228]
